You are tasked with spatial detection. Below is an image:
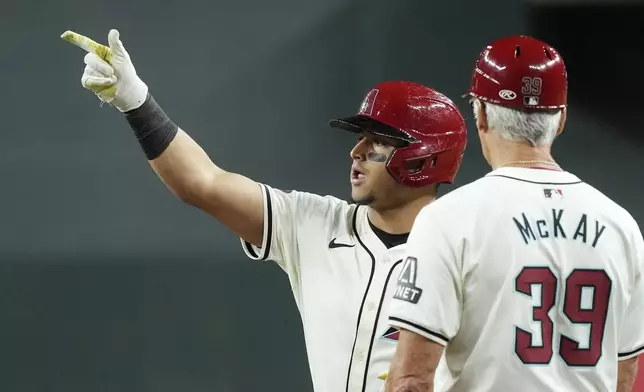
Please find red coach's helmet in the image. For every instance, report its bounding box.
[329,81,467,188]
[468,35,567,110]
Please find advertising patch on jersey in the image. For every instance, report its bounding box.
[393,256,423,304]
[543,188,563,199]
[380,326,400,342]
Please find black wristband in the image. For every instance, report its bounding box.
[124,94,178,160]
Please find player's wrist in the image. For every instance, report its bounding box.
[123,93,178,160]
[114,77,148,112]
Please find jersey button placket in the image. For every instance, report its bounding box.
[349,267,385,391]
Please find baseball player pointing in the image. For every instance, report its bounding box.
[384,35,644,392]
[61,29,468,392]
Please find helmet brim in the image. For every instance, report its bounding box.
[328,115,414,146]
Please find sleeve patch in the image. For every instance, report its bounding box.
[393,256,423,304]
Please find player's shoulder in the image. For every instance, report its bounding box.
[262,183,354,221]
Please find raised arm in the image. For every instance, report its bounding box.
[61,29,264,246]
[148,127,264,247]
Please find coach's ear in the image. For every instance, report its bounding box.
[474,99,489,134]
[555,107,567,137]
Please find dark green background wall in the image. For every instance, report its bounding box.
[1,0,642,390]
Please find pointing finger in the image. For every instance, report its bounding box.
[61,30,112,63]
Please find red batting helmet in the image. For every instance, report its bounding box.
[329,81,467,188]
[468,35,568,110]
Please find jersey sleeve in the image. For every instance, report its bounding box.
[239,183,339,273]
[387,202,463,346]
[618,222,644,360]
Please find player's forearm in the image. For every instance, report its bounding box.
[617,356,638,392]
[123,94,265,246]
[149,128,224,203]
[122,94,224,203]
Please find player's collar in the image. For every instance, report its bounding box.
[485,167,582,185]
[354,206,391,254]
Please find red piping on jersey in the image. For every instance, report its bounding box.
[524,166,562,172]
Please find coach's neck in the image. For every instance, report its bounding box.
[368,194,435,234]
[487,136,558,170]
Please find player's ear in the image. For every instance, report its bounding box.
[555,107,567,136]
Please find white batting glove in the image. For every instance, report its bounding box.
[61,29,148,112]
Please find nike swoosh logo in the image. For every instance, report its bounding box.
[328,238,355,249]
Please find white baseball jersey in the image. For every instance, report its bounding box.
[240,183,412,392]
[388,167,644,392]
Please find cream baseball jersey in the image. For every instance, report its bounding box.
[240,183,411,392]
[388,167,644,392]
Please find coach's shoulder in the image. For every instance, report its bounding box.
[419,180,481,218]
[436,177,488,204]
[577,183,640,231]
[418,179,491,222]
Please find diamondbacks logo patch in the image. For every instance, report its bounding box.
[380,326,400,342]
[393,256,423,304]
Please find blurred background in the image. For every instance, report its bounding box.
[1,0,643,390]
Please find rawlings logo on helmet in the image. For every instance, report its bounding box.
[468,35,567,110]
[499,89,517,100]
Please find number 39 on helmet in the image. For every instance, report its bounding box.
[467,35,568,110]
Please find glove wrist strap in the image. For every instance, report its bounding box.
[124,93,178,160]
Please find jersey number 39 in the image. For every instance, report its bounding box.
[514,267,612,367]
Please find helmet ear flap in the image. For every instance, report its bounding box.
[330,81,467,187]
[386,144,460,188]
[404,154,437,175]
